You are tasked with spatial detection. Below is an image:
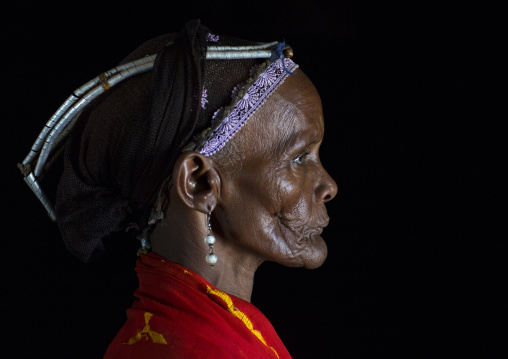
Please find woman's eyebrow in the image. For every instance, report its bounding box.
[275,127,322,155]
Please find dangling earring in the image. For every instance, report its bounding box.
[137,236,151,257]
[204,211,217,269]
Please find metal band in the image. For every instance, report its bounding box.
[34,57,156,176]
[24,173,56,221]
[99,73,111,90]
[21,55,157,168]
[206,50,272,60]
[206,42,278,51]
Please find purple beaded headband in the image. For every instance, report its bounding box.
[198,57,299,156]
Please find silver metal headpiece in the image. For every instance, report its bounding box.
[18,38,293,221]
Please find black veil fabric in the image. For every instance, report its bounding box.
[55,20,272,262]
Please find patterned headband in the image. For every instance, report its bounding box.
[198,58,299,156]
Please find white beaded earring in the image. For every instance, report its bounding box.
[204,212,217,268]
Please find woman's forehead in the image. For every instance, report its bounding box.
[269,72,323,131]
[246,71,325,154]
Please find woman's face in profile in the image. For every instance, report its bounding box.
[215,70,338,269]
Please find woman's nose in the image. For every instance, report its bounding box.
[316,165,338,203]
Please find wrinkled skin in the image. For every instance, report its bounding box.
[152,69,337,301]
[214,69,337,269]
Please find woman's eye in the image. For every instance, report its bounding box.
[292,153,307,165]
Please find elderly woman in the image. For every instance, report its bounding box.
[20,20,336,358]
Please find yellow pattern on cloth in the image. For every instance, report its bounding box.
[123,312,168,345]
[206,286,280,358]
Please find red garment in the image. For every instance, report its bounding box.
[104,252,292,358]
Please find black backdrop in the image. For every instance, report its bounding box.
[2,1,505,358]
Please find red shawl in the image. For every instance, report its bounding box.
[104,252,292,358]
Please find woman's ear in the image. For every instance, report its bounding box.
[172,151,220,213]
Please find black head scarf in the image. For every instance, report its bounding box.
[55,20,269,262]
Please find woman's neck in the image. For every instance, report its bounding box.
[151,201,262,302]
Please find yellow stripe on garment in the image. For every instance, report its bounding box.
[206,286,279,358]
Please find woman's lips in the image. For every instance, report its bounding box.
[311,217,330,237]
[278,213,330,240]
[316,216,330,230]
[311,224,326,237]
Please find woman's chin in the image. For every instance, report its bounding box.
[301,235,328,269]
[276,235,328,269]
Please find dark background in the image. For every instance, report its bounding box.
[1,1,505,358]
